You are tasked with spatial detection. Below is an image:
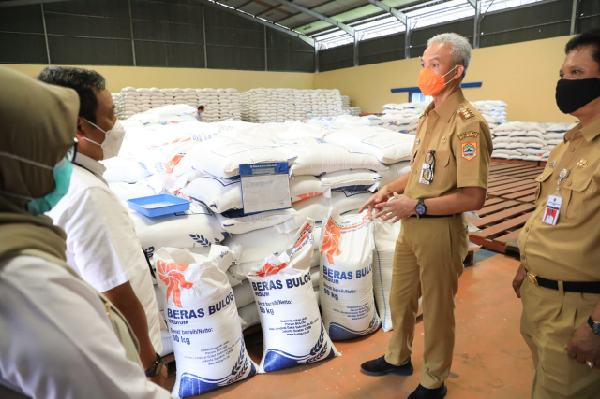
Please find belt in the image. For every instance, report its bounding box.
[410,214,458,219]
[526,271,600,294]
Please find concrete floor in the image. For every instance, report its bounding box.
[171,254,532,399]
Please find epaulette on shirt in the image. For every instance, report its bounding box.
[457,107,475,121]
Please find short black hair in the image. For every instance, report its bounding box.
[198,105,205,110]
[565,29,600,68]
[38,66,106,123]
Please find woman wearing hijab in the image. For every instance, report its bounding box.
[0,67,170,398]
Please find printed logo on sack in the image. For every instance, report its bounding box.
[157,260,193,308]
[256,262,287,277]
[321,217,368,264]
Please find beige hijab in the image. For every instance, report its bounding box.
[0,67,79,262]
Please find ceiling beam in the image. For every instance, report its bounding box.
[367,0,407,26]
[465,0,476,8]
[200,0,315,47]
[0,0,70,7]
[272,0,355,36]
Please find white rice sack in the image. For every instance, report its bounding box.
[320,210,380,340]
[248,220,338,372]
[129,202,227,255]
[155,246,257,397]
[324,128,415,164]
[178,136,292,178]
[379,162,412,186]
[294,191,372,222]
[217,208,300,235]
[287,142,387,176]
[321,169,381,190]
[372,220,401,332]
[102,157,151,183]
[291,176,324,203]
[182,175,242,213]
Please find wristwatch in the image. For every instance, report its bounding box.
[415,198,427,218]
[588,316,600,336]
[145,353,162,377]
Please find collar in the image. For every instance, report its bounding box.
[426,89,466,122]
[575,116,600,142]
[73,152,106,178]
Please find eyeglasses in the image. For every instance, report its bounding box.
[66,137,78,163]
[422,150,436,184]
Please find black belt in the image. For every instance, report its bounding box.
[526,271,600,294]
[410,214,458,219]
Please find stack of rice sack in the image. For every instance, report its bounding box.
[112,92,127,120]
[491,121,574,161]
[243,88,344,122]
[491,122,548,161]
[471,100,507,129]
[379,102,427,134]
[117,87,241,122]
[544,122,575,150]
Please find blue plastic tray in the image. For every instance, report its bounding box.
[127,193,190,218]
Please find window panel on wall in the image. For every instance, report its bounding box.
[267,30,313,52]
[578,0,600,33]
[319,44,354,72]
[206,44,264,71]
[131,0,202,24]
[44,12,130,38]
[132,20,203,42]
[267,49,314,72]
[410,18,474,54]
[165,42,204,67]
[0,33,47,63]
[0,5,43,33]
[205,26,264,48]
[134,40,167,66]
[358,34,405,65]
[44,0,128,18]
[480,0,571,47]
[48,36,133,65]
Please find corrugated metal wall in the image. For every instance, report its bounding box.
[0,0,314,72]
[1,0,598,71]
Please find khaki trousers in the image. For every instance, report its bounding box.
[520,278,600,398]
[384,216,467,389]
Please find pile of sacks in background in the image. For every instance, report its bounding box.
[103,104,414,336]
[115,87,242,121]
[341,95,361,116]
[374,100,507,134]
[241,88,344,122]
[491,121,575,161]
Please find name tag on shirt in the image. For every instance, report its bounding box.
[542,194,562,225]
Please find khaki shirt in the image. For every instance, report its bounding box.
[405,90,493,200]
[518,117,600,281]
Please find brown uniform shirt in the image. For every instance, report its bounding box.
[518,117,600,281]
[405,90,493,200]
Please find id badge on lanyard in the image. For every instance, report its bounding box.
[419,150,436,185]
[542,168,569,225]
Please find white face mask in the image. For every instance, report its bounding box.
[82,119,125,160]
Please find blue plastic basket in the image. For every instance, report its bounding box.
[127,193,190,218]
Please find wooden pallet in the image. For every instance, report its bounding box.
[469,160,543,253]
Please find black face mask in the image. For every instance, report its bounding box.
[555,77,600,114]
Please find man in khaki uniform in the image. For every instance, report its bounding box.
[359,33,492,399]
[512,29,600,399]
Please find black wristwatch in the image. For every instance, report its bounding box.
[145,353,162,377]
[415,198,427,218]
[588,316,600,336]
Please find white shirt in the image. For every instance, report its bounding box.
[0,255,171,399]
[47,154,162,353]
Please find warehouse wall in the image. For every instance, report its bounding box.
[4,64,314,93]
[314,36,575,122]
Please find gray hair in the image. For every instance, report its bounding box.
[427,33,472,73]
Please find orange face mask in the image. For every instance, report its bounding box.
[417,65,458,96]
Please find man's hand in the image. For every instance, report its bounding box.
[373,194,417,221]
[567,322,600,369]
[512,264,527,298]
[359,186,391,217]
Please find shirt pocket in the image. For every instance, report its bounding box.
[563,170,595,221]
[534,166,554,203]
[432,149,453,185]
